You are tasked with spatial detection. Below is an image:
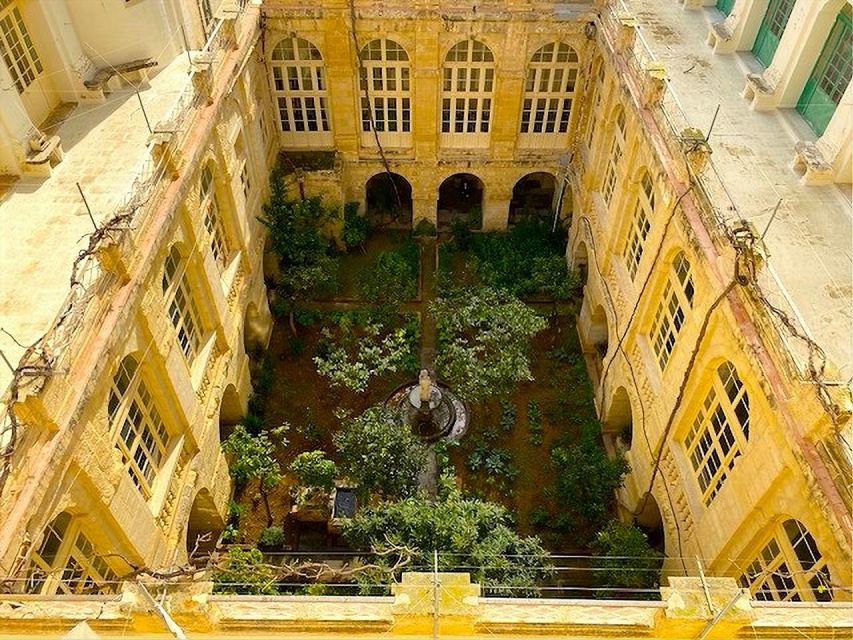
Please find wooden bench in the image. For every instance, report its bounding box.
[83,58,158,93]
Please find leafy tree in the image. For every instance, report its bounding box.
[213,547,278,595]
[342,201,370,252]
[358,238,419,305]
[259,526,286,548]
[431,287,547,401]
[290,450,337,490]
[313,313,418,392]
[222,426,284,526]
[260,169,339,333]
[343,485,552,595]
[333,405,428,499]
[550,424,629,540]
[592,520,663,597]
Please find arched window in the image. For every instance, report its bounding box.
[685,361,749,505]
[200,165,230,272]
[520,42,578,140]
[359,39,411,145]
[739,519,833,602]
[270,36,330,141]
[650,251,694,370]
[26,512,120,595]
[601,108,625,205]
[162,247,203,362]
[108,356,171,497]
[235,131,251,202]
[624,171,655,280]
[441,39,494,146]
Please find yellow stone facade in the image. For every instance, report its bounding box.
[0,0,850,636]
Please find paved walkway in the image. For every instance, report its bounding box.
[624,0,852,380]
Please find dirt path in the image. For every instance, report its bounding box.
[418,238,438,371]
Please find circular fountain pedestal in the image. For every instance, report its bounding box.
[386,371,468,443]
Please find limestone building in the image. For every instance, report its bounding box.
[0,0,850,635]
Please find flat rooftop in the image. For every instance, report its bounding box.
[0,55,190,393]
[625,0,853,382]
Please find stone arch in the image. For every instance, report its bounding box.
[243,295,272,354]
[219,384,242,443]
[572,239,589,286]
[635,492,665,554]
[365,172,413,226]
[589,303,609,360]
[186,489,224,555]
[604,386,634,450]
[437,172,484,230]
[509,172,557,226]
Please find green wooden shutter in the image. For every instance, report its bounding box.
[717,0,735,17]
[797,9,853,136]
[752,0,796,68]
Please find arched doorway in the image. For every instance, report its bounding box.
[509,172,556,226]
[635,492,665,554]
[604,386,634,451]
[437,173,484,230]
[589,304,609,360]
[219,384,242,443]
[186,489,224,556]
[365,172,413,227]
[573,240,589,287]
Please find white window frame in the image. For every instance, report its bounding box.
[200,165,231,273]
[0,0,43,94]
[684,361,750,505]
[624,172,655,280]
[108,356,172,498]
[270,36,332,147]
[27,513,121,595]
[518,42,579,148]
[440,39,494,149]
[601,109,625,206]
[359,38,412,148]
[739,519,833,602]
[162,247,204,364]
[650,251,694,370]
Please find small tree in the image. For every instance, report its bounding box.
[260,170,339,333]
[290,450,337,490]
[592,520,663,597]
[333,405,428,499]
[222,426,284,527]
[431,287,547,401]
[343,485,552,595]
[550,424,629,541]
[213,547,278,595]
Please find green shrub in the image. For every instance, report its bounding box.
[527,400,543,446]
[358,239,419,305]
[450,217,474,251]
[213,548,277,595]
[592,520,663,596]
[529,505,551,529]
[290,450,337,490]
[413,218,437,236]
[342,201,370,251]
[259,526,285,548]
[500,400,517,432]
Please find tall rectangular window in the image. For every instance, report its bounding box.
[0,2,43,93]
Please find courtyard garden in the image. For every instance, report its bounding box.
[213,167,662,598]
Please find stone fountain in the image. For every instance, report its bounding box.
[387,369,468,443]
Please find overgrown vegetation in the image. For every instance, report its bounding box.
[432,287,546,401]
[592,521,663,597]
[333,405,429,499]
[358,236,419,305]
[343,481,552,596]
[290,450,337,490]
[222,425,287,526]
[313,311,419,391]
[260,170,339,332]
